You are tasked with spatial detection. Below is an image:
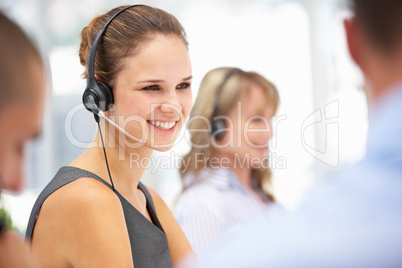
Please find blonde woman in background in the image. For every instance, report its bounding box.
[174,67,280,257]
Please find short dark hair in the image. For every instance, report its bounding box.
[351,0,402,54]
[0,11,42,109]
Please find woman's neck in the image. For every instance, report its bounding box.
[230,165,252,189]
[215,151,253,189]
[226,164,267,205]
[71,127,153,195]
[214,151,267,204]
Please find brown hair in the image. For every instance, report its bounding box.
[0,11,42,110]
[79,5,188,87]
[351,0,402,54]
[180,67,280,202]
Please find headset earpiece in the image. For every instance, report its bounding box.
[97,81,114,111]
[83,78,114,112]
[211,118,226,140]
[210,68,244,140]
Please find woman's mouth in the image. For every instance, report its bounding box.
[148,120,177,131]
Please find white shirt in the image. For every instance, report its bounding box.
[174,167,273,257]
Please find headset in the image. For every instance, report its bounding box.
[82,4,146,144]
[82,4,143,114]
[211,68,244,140]
[81,5,146,192]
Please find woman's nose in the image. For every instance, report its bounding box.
[160,102,182,114]
[160,91,182,114]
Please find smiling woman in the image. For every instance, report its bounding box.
[111,35,192,150]
[174,67,280,257]
[25,5,194,268]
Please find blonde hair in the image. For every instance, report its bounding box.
[180,67,280,202]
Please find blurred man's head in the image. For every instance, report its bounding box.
[345,0,402,103]
[0,12,45,192]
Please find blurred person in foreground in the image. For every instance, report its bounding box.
[0,11,45,268]
[184,0,402,267]
[174,67,280,257]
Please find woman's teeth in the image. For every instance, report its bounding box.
[149,120,176,130]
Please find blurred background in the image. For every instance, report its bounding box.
[0,0,367,233]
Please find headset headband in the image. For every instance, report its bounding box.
[211,68,244,118]
[87,4,144,80]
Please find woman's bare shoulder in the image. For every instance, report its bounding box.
[32,177,133,267]
[42,177,120,217]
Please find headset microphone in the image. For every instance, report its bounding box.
[98,112,146,143]
[85,95,146,143]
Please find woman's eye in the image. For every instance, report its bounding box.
[251,117,270,125]
[142,85,160,91]
[176,82,191,90]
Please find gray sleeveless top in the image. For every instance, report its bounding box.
[26,166,173,268]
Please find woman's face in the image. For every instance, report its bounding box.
[111,35,192,151]
[220,84,274,168]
